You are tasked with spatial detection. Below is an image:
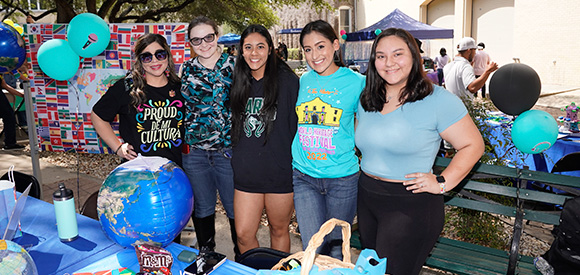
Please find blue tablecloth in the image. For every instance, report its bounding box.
[74,243,257,274]
[15,195,124,275]
[486,116,580,177]
[14,196,257,275]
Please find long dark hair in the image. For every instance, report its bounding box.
[130,33,180,107]
[440,47,447,57]
[299,20,344,67]
[360,28,433,112]
[230,24,295,145]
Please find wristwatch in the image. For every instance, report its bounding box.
[436,175,446,194]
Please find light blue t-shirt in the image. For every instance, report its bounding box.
[355,85,467,180]
[291,67,366,178]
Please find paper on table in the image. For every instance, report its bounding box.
[0,180,16,235]
[3,183,31,240]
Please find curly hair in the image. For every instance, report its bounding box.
[128,33,180,107]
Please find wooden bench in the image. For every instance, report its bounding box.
[425,156,580,275]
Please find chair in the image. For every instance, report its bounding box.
[551,152,580,173]
[0,171,41,199]
[80,191,99,220]
[235,247,291,270]
[530,152,580,197]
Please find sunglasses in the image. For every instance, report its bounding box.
[189,33,216,46]
[139,49,168,63]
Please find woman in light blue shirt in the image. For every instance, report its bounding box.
[355,28,484,275]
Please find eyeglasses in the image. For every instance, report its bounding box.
[139,49,168,63]
[189,33,216,46]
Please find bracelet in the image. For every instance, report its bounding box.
[114,143,124,154]
[439,182,446,194]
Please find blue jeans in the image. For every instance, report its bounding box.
[182,148,235,219]
[292,169,359,259]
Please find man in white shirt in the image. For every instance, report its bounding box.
[472,42,491,97]
[444,37,498,101]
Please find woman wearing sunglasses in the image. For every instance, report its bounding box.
[91,33,184,166]
[179,16,239,257]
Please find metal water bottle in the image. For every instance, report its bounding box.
[53,182,78,242]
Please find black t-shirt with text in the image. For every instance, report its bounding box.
[93,80,185,166]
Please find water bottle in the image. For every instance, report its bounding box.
[534,256,554,275]
[53,182,78,242]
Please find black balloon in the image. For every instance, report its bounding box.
[489,63,541,115]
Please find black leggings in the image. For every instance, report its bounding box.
[357,173,444,275]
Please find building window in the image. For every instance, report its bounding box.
[339,7,352,33]
[28,0,46,11]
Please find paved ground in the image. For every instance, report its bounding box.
[1,83,578,274]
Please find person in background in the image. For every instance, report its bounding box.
[443,37,498,101]
[230,24,299,255]
[291,20,365,259]
[433,47,449,86]
[472,42,491,97]
[355,28,484,275]
[180,15,239,257]
[91,33,184,166]
[0,75,25,149]
[281,41,288,61]
[4,62,30,129]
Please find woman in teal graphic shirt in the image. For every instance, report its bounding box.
[291,20,365,260]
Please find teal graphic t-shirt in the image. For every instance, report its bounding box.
[291,67,365,178]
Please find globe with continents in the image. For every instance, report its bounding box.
[0,22,26,73]
[97,156,194,247]
[0,239,38,275]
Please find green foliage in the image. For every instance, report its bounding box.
[462,98,522,166]
[287,48,301,60]
[293,64,307,77]
[445,207,508,249]
[2,0,331,27]
[442,98,524,250]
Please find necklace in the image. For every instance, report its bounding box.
[315,71,336,88]
[385,91,393,104]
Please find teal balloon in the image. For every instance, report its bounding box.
[67,13,110,58]
[37,39,79,80]
[341,34,347,40]
[511,110,558,154]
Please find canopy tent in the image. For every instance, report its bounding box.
[345,9,453,41]
[278,28,302,34]
[217,33,240,45]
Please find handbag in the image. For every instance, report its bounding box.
[256,218,386,274]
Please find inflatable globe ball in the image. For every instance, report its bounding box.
[489,63,541,115]
[97,156,194,247]
[511,110,558,154]
[0,239,38,275]
[0,22,26,73]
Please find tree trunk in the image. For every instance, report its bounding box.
[55,0,77,23]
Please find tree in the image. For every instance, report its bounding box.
[0,0,330,32]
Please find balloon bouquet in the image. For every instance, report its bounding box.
[489,63,558,155]
[37,13,110,80]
